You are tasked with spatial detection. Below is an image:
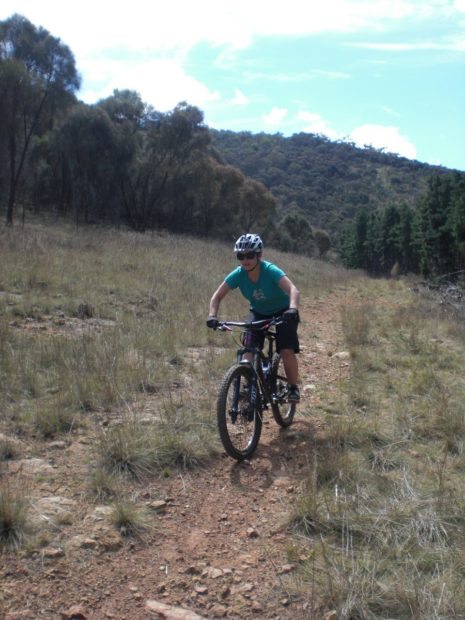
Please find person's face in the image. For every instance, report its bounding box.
[237,251,260,270]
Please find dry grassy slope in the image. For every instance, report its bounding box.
[1,286,352,620]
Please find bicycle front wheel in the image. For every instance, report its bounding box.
[217,364,262,461]
[270,353,296,428]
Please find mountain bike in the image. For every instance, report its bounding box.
[214,316,296,461]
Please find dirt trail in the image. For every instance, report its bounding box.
[1,286,352,620]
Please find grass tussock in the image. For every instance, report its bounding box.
[0,483,31,551]
[0,436,21,461]
[291,278,465,618]
[110,498,153,538]
[87,467,119,503]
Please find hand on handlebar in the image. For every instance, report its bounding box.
[283,308,299,323]
[206,315,219,330]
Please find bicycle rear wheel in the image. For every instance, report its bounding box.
[217,363,262,461]
[270,353,296,428]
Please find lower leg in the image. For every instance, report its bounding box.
[280,349,298,385]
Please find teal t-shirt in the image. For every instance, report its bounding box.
[224,260,289,315]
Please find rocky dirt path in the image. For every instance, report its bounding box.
[2,286,352,620]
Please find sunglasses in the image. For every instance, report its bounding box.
[237,252,257,261]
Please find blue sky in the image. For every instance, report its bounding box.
[2,0,464,171]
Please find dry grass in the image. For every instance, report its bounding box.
[291,278,465,618]
[109,498,153,539]
[0,483,31,550]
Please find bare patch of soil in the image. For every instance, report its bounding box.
[1,287,352,620]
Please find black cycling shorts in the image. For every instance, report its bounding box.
[243,308,300,354]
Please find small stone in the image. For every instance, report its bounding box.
[48,441,67,450]
[210,605,227,617]
[42,547,65,559]
[99,531,123,552]
[145,600,205,619]
[80,538,98,549]
[246,527,259,538]
[303,383,316,391]
[208,567,223,579]
[148,500,167,512]
[88,506,113,521]
[61,605,87,619]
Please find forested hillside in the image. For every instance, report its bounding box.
[211,130,456,236]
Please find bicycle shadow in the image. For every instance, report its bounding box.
[227,417,319,492]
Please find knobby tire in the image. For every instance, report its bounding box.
[270,353,296,428]
[217,364,262,461]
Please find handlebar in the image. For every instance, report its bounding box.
[216,316,283,332]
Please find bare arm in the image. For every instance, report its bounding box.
[278,276,300,309]
[208,281,231,316]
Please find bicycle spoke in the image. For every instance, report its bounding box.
[270,354,296,427]
[217,365,262,460]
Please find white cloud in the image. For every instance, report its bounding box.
[349,124,417,159]
[311,69,351,80]
[3,0,463,58]
[382,106,401,117]
[295,112,417,160]
[231,89,248,106]
[346,41,463,51]
[80,58,221,111]
[297,111,341,140]
[263,107,288,126]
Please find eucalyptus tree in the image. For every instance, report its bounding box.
[0,14,80,224]
[52,103,118,224]
[100,97,211,232]
[277,207,314,255]
[238,178,278,234]
[193,162,245,238]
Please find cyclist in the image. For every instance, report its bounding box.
[206,233,301,402]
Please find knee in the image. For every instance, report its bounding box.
[280,348,294,360]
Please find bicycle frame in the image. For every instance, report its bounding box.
[236,338,275,412]
[215,315,296,460]
[219,317,281,413]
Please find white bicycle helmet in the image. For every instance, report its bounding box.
[233,234,263,253]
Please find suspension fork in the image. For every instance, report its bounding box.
[253,354,273,409]
[238,349,261,410]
